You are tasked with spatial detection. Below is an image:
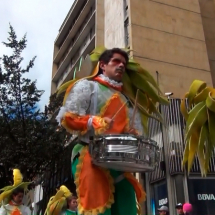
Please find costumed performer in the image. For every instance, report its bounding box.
[0,169,31,215]
[45,185,77,215]
[56,47,169,215]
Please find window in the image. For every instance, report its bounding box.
[69,38,74,48]
[90,27,95,39]
[59,0,88,49]
[124,18,129,47]
[123,0,128,18]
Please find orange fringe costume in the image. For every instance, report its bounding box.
[57,75,146,215]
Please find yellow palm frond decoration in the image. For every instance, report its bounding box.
[60,185,72,198]
[13,169,23,186]
[45,185,73,215]
[181,80,215,176]
[0,169,31,204]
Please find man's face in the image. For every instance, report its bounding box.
[68,199,77,211]
[158,211,167,215]
[177,207,183,214]
[100,53,126,82]
[12,192,24,204]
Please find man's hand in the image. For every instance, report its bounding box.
[127,128,138,135]
[103,117,114,128]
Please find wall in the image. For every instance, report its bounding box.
[104,0,125,48]
[95,0,104,46]
[129,0,212,99]
[198,0,215,86]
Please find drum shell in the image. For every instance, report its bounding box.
[89,134,159,173]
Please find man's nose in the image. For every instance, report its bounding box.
[119,61,125,68]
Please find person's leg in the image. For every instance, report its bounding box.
[71,157,78,178]
[110,170,137,215]
[72,157,111,215]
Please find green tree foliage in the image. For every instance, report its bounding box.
[0,25,70,186]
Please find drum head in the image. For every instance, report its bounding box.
[90,134,158,173]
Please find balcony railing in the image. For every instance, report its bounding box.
[57,35,95,88]
[54,0,95,62]
[56,31,95,89]
[57,0,88,48]
[52,11,95,83]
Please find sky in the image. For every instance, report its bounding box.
[0,0,74,110]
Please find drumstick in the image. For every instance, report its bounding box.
[130,89,139,128]
[111,101,128,120]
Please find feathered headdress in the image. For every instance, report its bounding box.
[0,169,31,204]
[57,47,169,134]
[44,185,72,215]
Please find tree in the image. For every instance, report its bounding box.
[0,25,70,186]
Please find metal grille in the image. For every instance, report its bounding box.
[35,143,75,214]
[35,99,215,206]
[161,99,185,174]
[148,107,165,182]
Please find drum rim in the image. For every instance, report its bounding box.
[93,134,158,147]
[95,134,137,138]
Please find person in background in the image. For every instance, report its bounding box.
[45,185,77,215]
[157,205,169,215]
[0,188,31,215]
[65,196,78,215]
[0,169,31,215]
[175,203,184,215]
[183,203,193,215]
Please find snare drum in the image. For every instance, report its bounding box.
[89,134,159,172]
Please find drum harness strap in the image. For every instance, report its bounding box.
[114,174,125,184]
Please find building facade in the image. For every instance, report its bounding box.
[146,99,215,215]
[49,0,215,215]
[51,0,105,93]
[51,0,215,97]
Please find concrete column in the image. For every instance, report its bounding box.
[145,173,153,215]
[136,173,146,215]
[183,171,189,202]
[162,125,177,215]
[104,0,125,48]
[95,0,104,46]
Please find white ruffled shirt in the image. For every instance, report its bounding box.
[0,203,31,215]
[56,74,143,140]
